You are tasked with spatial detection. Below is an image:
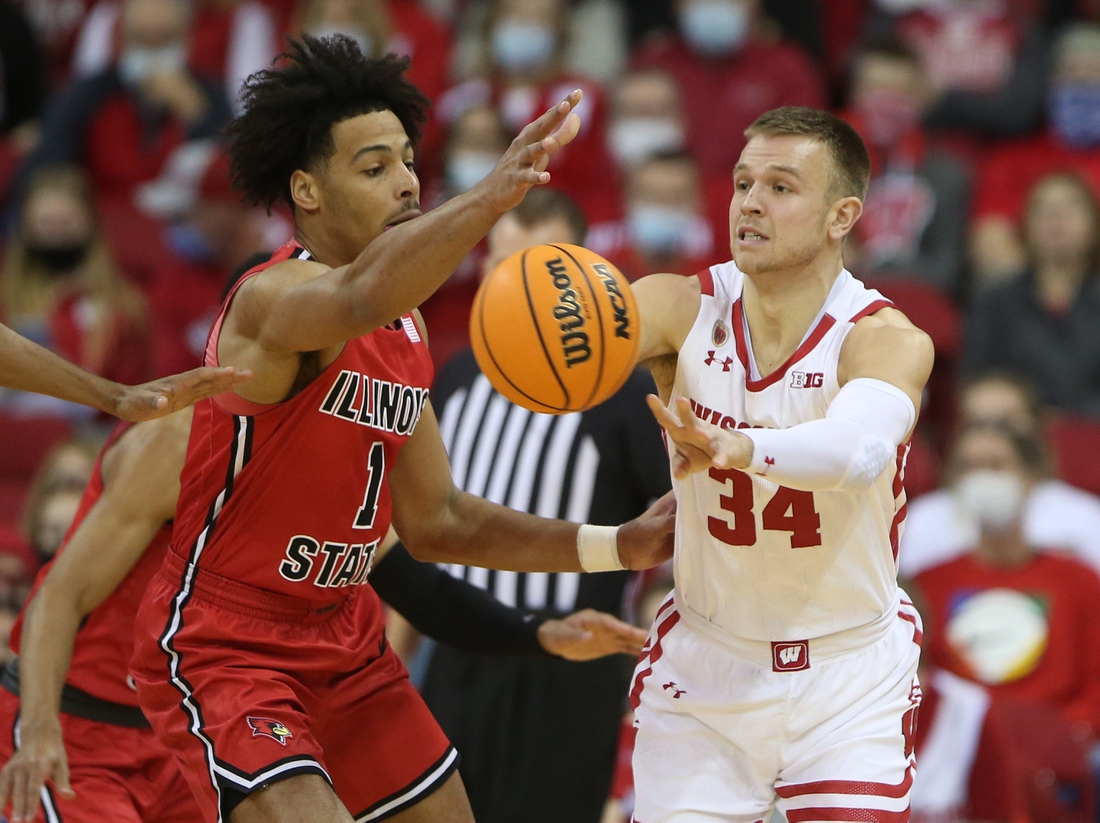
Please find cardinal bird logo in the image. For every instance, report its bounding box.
[247,717,293,746]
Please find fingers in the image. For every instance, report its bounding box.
[54,756,73,799]
[518,90,582,143]
[0,764,12,818]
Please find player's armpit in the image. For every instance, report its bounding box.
[632,273,701,363]
[837,307,935,414]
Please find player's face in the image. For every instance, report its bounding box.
[481,214,577,280]
[729,135,836,275]
[316,110,421,256]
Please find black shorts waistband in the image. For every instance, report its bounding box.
[1,660,150,729]
[162,550,351,623]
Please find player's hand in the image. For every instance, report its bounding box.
[646,395,753,479]
[538,608,648,660]
[616,490,676,570]
[0,719,74,821]
[475,89,584,213]
[111,366,252,421]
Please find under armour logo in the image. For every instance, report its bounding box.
[662,681,686,699]
[704,350,733,371]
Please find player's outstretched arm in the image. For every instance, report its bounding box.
[248,92,584,355]
[0,412,189,823]
[371,534,646,659]
[649,307,934,489]
[0,323,248,420]
[389,402,675,574]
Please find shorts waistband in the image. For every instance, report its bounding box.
[162,550,349,623]
[674,594,899,668]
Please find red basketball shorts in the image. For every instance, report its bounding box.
[131,554,456,823]
[0,687,201,823]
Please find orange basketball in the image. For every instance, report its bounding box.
[470,244,641,414]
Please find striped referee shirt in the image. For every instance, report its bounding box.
[433,350,671,617]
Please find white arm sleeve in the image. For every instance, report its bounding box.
[738,378,916,492]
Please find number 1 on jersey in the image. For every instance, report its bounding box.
[353,442,385,529]
[707,468,822,548]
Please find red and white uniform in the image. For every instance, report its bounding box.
[631,263,922,823]
[0,422,200,823]
[131,243,455,823]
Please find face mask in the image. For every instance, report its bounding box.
[955,469,1025,532]
[629,204,697,255]
[679,0,750,58]
[308,25,373,56]
[608,118,686,166]
[857,89,921,147]
[117,43,187,86]
[166,222,217,264]
[25,241,89,273]
[491,20,556,73]
[1049,81,1100,148]
[446,152,499,193]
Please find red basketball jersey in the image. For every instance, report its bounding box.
[10,423,172,707]
[168,242,434,607]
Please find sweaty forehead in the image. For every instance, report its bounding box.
[329,110,412,162]
[736,134,831,186]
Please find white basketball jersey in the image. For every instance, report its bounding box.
[671,262,908,642]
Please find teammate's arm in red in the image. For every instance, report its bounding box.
[388,402,675,574]
[238,94,583,356]
[0,412,189,823]
[0,322,248,421]
[648,306,934,485]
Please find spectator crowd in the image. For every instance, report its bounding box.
[3,0,1100,821]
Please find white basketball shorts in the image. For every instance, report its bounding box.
[630,593,923,823]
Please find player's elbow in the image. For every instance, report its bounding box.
[836,435,895,491]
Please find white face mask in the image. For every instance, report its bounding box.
[955,469,1026,532]
[628,204,698,255]
[678,0,750,58]
[118,43,187,86]
[308,25,374,56]
[491,20,557,73]
[446,152,499,193]
[608,118,685,166]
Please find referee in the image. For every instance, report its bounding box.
[418,189,671,823]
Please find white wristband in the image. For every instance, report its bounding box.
[577,525,624,572]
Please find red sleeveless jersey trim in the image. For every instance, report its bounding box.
[731,298,838,393]
[169,241,435,607]
[11,422,172,706]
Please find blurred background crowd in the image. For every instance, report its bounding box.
[1,0,1100,820]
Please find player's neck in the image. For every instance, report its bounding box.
[740,255,843,375]
[293,221,356,269]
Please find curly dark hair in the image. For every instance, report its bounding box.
[225,35,430,210]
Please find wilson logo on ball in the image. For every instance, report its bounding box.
[546,256,591,368]
[471,244,641,414]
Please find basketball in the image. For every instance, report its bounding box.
[470,244,641,414]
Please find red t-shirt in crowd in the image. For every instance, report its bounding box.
[147,258,226,376]
[972,131,1100,223]
[916,551,1100,738]
[631,36,826,176]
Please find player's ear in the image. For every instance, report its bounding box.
[290,169,321,213]
[828,196,863,242]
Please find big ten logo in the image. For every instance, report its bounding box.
[790,371,824,389]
